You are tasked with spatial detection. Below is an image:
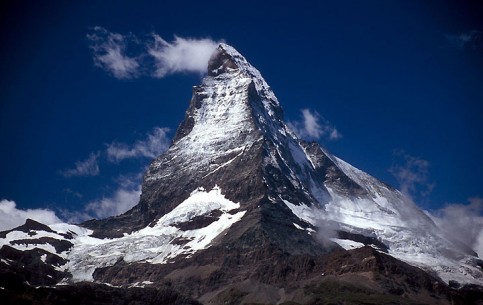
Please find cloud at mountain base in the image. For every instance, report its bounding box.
[0,199,61,231]
[429,197,483,257]
[85,185,141,220]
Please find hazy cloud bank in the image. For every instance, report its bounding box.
[389,150,482,256]
[429,197,483,257]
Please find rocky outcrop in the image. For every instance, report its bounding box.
[92,245,483,305]
[0,272,201,305]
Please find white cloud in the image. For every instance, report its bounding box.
[61,127,170,177]
[429,197,483,257]
[87,26,220,79]
[85,184,141,220]
[389,150,434,201]
[87,26,140,79]
[0,199,61,231]
[475,229,483,259]
[60,174,143,223]
[58,126,170,222]
[148,35,219,77]
[107,127,170,162]
[85,174,142,219]
[288,108,342,141]
[11,125,171,225]
[62,152,100,177]
[58,209,92,225]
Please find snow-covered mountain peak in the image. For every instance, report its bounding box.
[207,43,243,76]
[154,44,293,182]
[206,43,281,118]
[4,43,479,294]
[208,43,270,84]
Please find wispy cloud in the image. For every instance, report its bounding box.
[446,30,483,50]
[85,176,141,220]
[62,152,100,177]
[148,35,219,77]
[288,108,342,141]
[0,199,61,231]
[429,197,483,257]
[61,174,142,223]
[87,27,220,79]
[61,127,170,177]
[59,127,171,222]
[87,26,140,79]
[389,150,434,202]
[106,127,170,162]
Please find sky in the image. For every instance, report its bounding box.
[0,1,482,233]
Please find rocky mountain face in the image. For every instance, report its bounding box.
[1,44,482,304]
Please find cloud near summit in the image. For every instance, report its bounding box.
[87,27,220,79]
[149,35,220,77]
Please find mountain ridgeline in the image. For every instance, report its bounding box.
[1,44,482,305]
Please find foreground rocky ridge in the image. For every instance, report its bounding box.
[1,232,482,304]
[1,43,482,304]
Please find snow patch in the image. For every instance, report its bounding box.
[282,198,318,226]
[67,186,245,282]
[282,187,483,285]
[330,238,365,250]
[129,281,154,288]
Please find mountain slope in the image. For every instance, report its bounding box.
[1,43,482,304]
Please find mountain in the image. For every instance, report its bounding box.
[1,43,482,305]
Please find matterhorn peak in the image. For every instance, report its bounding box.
[206,43,280,108]
[2,43,481,305]
[207,43,264,79]
[207,43,242,76]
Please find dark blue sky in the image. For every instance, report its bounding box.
[1,0,482,221]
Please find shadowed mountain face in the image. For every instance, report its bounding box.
[1,44,482,304]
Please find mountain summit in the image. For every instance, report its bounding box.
[1,43,482,304]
